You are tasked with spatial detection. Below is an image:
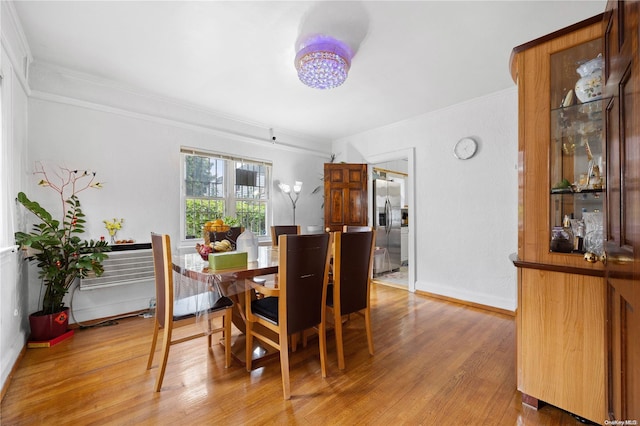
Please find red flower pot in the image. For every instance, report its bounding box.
[29,308,70,341]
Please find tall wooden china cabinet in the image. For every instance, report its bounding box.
[512,5,640,422]
[510,16,607,424]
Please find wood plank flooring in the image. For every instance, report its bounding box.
[1,284,593,425]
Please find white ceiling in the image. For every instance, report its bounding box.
[12,1,606,142]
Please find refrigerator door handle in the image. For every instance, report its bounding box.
[385,199,391,234]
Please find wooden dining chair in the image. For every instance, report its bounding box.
[343,225,372,232]
[146,233,233,392]
[270,225,300,246]
[327,230,376,370]
[244,233,332,400]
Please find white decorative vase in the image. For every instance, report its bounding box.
[574,54,603,103]
[236,229,258,262]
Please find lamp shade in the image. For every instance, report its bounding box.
[278,183,291,193]
[295,35,352,90]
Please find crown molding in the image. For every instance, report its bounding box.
[28,61,331,156]
[29,88,330,158]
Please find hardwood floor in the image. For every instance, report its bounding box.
[2,284,592,425]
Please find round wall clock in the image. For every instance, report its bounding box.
[453,137,478,160]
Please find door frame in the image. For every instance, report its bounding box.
[364,148,416,293]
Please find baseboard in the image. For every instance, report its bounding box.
[372,279,407,290]
[1,345,26,403]
[415,289,516,317]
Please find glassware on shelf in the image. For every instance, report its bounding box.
[584,231,603,256]
[549,41,605,257]
[551,226,574,253]
[570,219,586,252]
[582,211,603,255]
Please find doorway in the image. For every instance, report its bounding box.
[365,148,415,292]
[371,166,408,288]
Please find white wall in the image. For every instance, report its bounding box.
[334,88,519,311]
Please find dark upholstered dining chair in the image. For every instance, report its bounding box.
[146,233,233,392]
[270,225,300,246]
[327,230,376,370]
[244,233,332,400]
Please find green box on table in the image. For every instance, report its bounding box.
[208,251,248,270]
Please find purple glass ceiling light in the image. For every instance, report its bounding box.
[295,35,352,90]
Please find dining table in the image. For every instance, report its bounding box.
[172,245,280,365]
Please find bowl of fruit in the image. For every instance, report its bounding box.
[195,239,233,261]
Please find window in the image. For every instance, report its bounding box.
[181,148,271,240]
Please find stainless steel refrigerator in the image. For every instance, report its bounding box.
[373,179,402,275]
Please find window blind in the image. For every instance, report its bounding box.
[180,147,272,167]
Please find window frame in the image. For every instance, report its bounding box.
[180,147,272,243]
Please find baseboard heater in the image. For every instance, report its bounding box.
[80,243,154,290]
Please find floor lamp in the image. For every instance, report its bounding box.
[279,181,302,224]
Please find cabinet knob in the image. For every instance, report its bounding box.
[584,252,599,263]
[583,252,608,264]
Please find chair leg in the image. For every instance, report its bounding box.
[318,320,328,378]
[224,309,232,368]
[334,307,346,370]
[154,323,173,392]
[302,329,312,347]
[280,331,291,400]
[245,316,253,372]
[207,318,213,348]
[146,319,160,370]
[364,307,374,356]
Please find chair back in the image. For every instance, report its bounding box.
[334,230,376,315]
[343,225,372,232]
[271,225,301,246]
[150,233,173,328]
[280,233,331,334]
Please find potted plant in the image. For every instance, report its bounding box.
[15,164,110,341]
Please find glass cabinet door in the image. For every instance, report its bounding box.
[549,38,604,255]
